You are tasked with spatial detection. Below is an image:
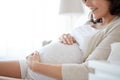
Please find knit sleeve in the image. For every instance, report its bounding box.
[86,25,120,61]
[62,19,120,80]
[62,62,89,80]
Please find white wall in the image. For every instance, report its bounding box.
[0,0,89,60]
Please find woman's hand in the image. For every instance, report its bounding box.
[26,51,40,70]
[59,33,76,45]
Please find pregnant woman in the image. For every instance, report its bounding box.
[0,0,120,80]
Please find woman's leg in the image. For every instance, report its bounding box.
[0,76,22,80]
[0,60,21,78]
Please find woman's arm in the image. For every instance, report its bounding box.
[86,25,120,61]
[26,51,62,80]
[31,62,62,80]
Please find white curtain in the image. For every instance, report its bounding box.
[0,0,87,60]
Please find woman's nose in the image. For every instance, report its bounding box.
[84,0,92,7]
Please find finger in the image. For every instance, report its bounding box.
[59,35,64,43]
[26,56,33,62]
[26,52,33,59]
[62,38,67,44]
[68,34,77,44]
[64,34,73,44]
[66,34,73,44]
[72,37,76,43]
[33,51,40,57]
[63,34,70,44]
[59,34,72,44]
[59,34,67,44]
[26,55,31,59]
[31,53,34,56]
[34,51,39,54]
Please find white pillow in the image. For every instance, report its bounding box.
[38,41,83,64]
[108,42,120,65]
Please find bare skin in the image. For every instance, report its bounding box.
[0,61,21,79]
[26,52,62,80]
[59,33,76,45]
[0,76,21,80]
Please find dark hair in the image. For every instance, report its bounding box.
[108,0,120,16]
[90,14,103,24]
[90,0,120,24]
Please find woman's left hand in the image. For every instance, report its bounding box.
[26,51,40,69]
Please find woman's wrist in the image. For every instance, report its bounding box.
[29,61,62,79]
[29,61,40,72]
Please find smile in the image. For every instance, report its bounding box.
[90,8,98,13]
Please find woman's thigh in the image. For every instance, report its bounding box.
[0,60,21,78]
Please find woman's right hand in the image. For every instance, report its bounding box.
[26,51,40,70]
[59,33,76,45]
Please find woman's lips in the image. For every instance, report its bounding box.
[89,7,98,12]
[91,8,97,12]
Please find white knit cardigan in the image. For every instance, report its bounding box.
[62,17,120,80]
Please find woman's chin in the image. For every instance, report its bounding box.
[93,14,101,19]
[94,16,102,20]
